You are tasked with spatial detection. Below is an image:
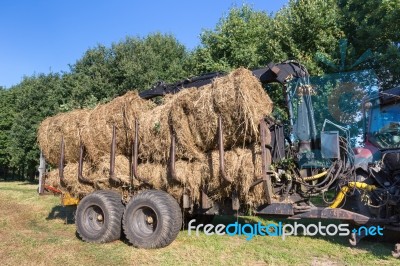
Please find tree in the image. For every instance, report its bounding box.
[7,74,63,179]
[190,6,286,74]
[338,0,400,88]
[275,0,344,74]
[111,33,190,94]
[66,33,190,109]
[67,45,115,108]
[0,88,16,179]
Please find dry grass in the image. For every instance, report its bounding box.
[0,181,398,266]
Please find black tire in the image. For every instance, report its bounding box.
[123,190,182,249]
[76,190,124,243]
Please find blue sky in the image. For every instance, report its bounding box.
[0,1,288,88]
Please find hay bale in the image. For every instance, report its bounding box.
[137,163,167,189]
[204,150,242,201]
[213,68,273,145]
[139,68,273,164]
[195,145,269,207]
[169,88,214,159]
[138,96,173,163]
[138,92,205,163]
[235,145,267,207]
[83,91,155,161]
[90,155,169,190]
[37,109,90,166]
[173,160,207,201]
[169,68,273,154]
[62,163,96,198]
[90,155,131,185]
[135,161,206,203]
[45,169,61,189]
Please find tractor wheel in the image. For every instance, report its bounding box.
[123,190,182,249]
[76,190,124,243]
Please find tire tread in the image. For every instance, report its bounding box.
[123,190,182,248]
[76,190,124,243]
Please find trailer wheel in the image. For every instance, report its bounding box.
[76,190,124,243]
[123,190,182,249]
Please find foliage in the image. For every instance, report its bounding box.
[7,74,63,179]
[275,0,344,74]
[111,33,189,93]
[338,0,400,87]
[0,88,16,174]
[191,6,284,73]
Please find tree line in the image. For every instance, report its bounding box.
[0,0,399,180]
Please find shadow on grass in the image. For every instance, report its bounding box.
[0,178,29,183]
[47,205,76,224]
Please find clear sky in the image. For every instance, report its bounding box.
[0,0,288,88]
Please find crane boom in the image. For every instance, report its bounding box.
[139,61,309,99]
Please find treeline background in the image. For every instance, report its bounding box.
[0,0,399,180]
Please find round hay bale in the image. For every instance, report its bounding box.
[235,145,267,207]
[212,68,273,147]
[45,169,61,189]
[62,163,96,198]
[200,145,268,207]
[169,68,273,154]
[172,160,207,202]
[137,163,167,189]
[169,88,215,157]
[82,91,155,161]
[37,109,90,166]
[138,98,173,163]
[203,149,242,201]
[91,155,131,185]
[138,92,205,163]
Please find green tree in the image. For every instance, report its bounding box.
[67,45,115,108]
[8,74,63,179]
[66,33,190,109]
[275,0,344,74]
[338,0,400,87]
[190,6,286,74]
[111,33,190,93]
[0,88,17,179]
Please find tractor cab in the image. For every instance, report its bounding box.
[359,87,400,173]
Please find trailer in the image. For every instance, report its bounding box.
[38,62,400,257]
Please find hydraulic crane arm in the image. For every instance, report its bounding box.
[139,60,309,99]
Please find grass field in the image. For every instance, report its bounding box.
[0,181,398,266]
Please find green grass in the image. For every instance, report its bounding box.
[0,181,398,265]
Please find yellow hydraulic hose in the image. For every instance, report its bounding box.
[329,182,377,208]
[302,171,328,181]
